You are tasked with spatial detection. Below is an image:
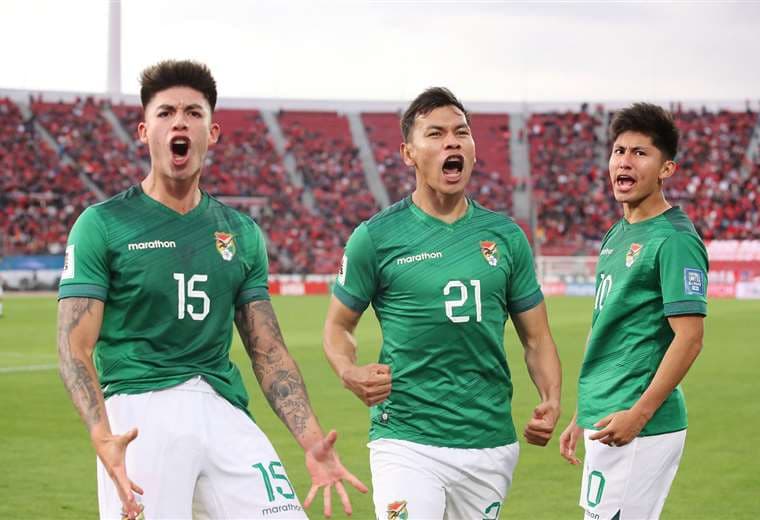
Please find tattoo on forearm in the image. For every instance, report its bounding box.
[236,301,313,436]
[57,298,102,430]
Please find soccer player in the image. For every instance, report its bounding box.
[559,103,708,519]
[323,87,562,519]
[57,60,366,520]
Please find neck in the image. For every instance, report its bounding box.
[623,190,671,224]
[141,171,201,214]
[411,187,468,224]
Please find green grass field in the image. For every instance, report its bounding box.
[1,294,759,519]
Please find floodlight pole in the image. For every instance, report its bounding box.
[107,0,122,96]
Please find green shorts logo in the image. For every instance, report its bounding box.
[483,501,501,519]
[586,470,606,507]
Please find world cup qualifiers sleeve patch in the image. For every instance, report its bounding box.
[684,268,705,296]
[61,245,75,280]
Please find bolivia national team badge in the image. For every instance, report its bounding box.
[387,500,408,520]
[214,232,236,261]
[625,243,642,268]
[480,241,499,267]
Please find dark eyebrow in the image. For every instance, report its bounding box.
[424,124,470,132]
[154,103,205,112]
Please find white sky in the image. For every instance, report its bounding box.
[3,1,760,103]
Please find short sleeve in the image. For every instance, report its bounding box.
[658,232,708,316]
[506,227,544,314]
[332,223,378,313]
[58,207,110,301]
[236,220,271,307]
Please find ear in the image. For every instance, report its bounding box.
[137,121,148,144]
[401,141,417,168]
[659,160,677,181]
[209,122,220,145]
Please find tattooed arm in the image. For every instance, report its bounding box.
[57,297,144,520]
[235,300,367,515]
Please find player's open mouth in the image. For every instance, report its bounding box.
[170,137,190,166]
[615,174,636,192]
[442,154,464,182]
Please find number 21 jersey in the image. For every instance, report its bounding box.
[334,197,543,449]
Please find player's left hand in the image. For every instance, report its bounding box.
[524,400,560,446]
[589,408,649,447]
[303,430,368,517]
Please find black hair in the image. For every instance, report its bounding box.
[140,60,217,112]
[609,102,678,160]
[401,87,470,142]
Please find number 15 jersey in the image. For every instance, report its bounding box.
[58,185,270,416]
[333,197,543,449]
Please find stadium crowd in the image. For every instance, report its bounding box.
[528,109,615,255]
[3,97,759,267]
[1,98,96,255]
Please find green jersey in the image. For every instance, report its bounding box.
[578,207,708,436]
[333,197,543,449]
[58,185,269,415]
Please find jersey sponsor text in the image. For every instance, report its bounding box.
[127,240,177,251]
[396,251,443,265]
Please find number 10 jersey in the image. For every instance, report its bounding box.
[58,185,270,416]
[333,197,543,449]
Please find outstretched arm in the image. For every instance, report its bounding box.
[511,301,562,446]
[57,297,143,519]
[323,295,391,407]
[235,300,367,516]
[590,315,703,446]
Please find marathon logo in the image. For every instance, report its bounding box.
[261,503,303,516]
[127,240,177,251]
[396,251,443,265]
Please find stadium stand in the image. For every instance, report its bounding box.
[668,108,758,240]
[3,96,759,270]
[1,98,97,255]
[32,97,145,195]
[528,108,614,255]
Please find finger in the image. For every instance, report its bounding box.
[366,384,393,398]
[323,429,338,449]
[335,481,352,515]
[304,485,318,508]
[323,483,333,518]
[525,420,554,433]
[341,469,369,493]
[121,428,139,445]
[593,414,614,428]
[130,480,144,495]
[588,427,610,441]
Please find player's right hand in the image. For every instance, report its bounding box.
[340,363,392,406]
[93,428,144,519]
[559,420,583,465]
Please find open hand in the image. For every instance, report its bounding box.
[94,428,144,520]
[303,430,368,517]
[559,420,583,465]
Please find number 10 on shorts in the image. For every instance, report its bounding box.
[252,461,295,502]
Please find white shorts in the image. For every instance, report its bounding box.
[369,438,519,520]
[580,429,686,520]
[97,376,306,520]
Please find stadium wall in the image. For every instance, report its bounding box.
[3,241,760,299]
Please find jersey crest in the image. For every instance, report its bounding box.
[214,232,236,261]
[480,240,499,267]
[625,243,642,268]
[387,500,408,520]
